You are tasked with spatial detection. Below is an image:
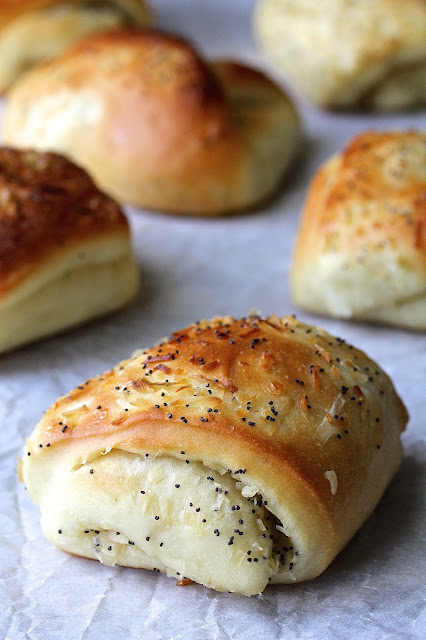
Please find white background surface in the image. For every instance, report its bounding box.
[1,1,425,639]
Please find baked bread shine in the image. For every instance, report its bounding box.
[20,314,407,595]
[0,147,139,354]
[254,0,426,110]
[0,0,149,92]
[291,130,426,330]
[2,29,301,216]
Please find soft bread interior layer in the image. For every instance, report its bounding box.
[0,239,139,353]
[327,50,426,109]
[24,450,298,595]
[0,3,134,91]
[1,233,133,307]
[292,250,426,320]
[356,293,426,330]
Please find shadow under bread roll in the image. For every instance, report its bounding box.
[0,147,139,355]
[0,0,149,92]
[19,315,408,595]
[3,28,301,216]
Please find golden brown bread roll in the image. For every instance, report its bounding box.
[0,0,149,92]
[254,0,426,110]
[20,314,407,595]
[2,29,301,216]
[291,130,426,330]
[0,147,139,354]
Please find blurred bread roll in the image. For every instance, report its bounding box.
[254,0,426,110]
[291,130,426,329]
[0,0,149,92]
[2,29,301,216]
[0,147,139,354]
[20,314,407,595]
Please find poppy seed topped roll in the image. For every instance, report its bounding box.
[0,147,139,354]
[2,29,301,216]
[20,314,407,595]
[291,130,426,329]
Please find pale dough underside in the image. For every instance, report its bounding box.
[0,236,139,354]
[28,450,296,596]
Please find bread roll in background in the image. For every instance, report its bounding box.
[254,0,426,110]
[20,314,407,595]
[291,130,426,330]
[2,29,301,216]
[0,147,139,355]
[0,0,149,92]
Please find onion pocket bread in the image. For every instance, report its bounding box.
[20,315,407,595]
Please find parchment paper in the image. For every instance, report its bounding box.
[1,2,425,639]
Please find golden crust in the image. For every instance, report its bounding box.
[291,130,426,329]
[254,0,426,109]
[23,314,407,589]
[0,147,128,297]
[0,0,149,92]
[2,29,300,215]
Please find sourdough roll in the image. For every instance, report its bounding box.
[0,147,139,354]
[20,314,407,595]
[291,130,426,330]
[0,0,149,92]
[2,29,301,216]
[254,0,426,110]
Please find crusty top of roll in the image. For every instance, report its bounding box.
[2,28,300,215]
[307,130,426,260]
[30,313,408,449]
[27,313,407,578]
[0,148,129,297]
[291,130,426,326]
[0,0,149,27]
[29,28,234,172]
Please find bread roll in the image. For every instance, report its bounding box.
[2,29,301,216]
[291,130,426,330]
[0,147,139,354]
[254,0,426,110]
[20,314,407,595]
[0,0,149,92]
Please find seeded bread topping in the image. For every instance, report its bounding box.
[21,314,407,594]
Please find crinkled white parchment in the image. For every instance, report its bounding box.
[1,2,425,639]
